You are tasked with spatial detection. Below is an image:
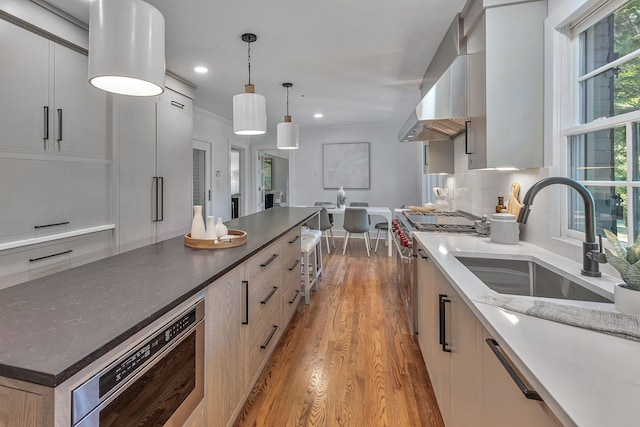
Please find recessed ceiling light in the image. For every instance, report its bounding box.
[314,113,323,118]
[194,66,208,73]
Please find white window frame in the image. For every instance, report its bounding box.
[559,0,640,243]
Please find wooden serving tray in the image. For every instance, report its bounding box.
[184,229,247,249]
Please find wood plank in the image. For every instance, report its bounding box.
[235,239,445,427]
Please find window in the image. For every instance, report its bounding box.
[566,0,640,244]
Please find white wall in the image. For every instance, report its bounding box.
[291,125,422,210]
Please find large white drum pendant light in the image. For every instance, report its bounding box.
[233,33,266,135]
[277,83,299,149]
[88,0,165,97]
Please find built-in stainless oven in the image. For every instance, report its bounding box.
[391,218,417,337]
[72,299,205,427]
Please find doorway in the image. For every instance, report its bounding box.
[193,140,212,220]
[230,147,243,219]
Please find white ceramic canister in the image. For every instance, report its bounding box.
[489,213,520,244]
[204,216,217,240]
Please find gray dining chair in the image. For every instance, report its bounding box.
[350,202,372,243]
[342,207,371,257]
[314,201,334,225]
[306,208,335,253]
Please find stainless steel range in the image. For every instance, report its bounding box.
[392,209,481,338]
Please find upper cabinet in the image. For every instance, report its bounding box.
[465,0,547,169]
[0,19,108,159]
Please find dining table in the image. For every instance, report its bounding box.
[324,206,393,257]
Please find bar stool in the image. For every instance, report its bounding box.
[301,229,322,304]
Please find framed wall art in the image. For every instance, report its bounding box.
[322,142,370,189]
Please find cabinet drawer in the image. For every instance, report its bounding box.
[160,89,193,114]
[282,227,302,264]
[0,230,112,289]
[282,283,302,325]
[246,241,282,282]
[282,256,301,296]
[248,266,282,326]
[248,305,281,381]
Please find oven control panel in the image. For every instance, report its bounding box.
[98,308,197,397]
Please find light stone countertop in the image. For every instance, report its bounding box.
[413,233,640,427]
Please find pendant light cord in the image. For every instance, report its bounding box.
[247,41,252,85]
[286,85,290,115]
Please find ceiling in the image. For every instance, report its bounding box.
[42,0,468,136]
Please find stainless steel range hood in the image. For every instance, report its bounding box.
[399,15,467,143]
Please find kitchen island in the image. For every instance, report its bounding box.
[0,207,317,426]
[414,233,639,427]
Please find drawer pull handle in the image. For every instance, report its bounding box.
[170,100,185,109]
[260,286,278,304]
[30,249,72,263]
[34,221,70,229]
[242,280,249,325]
[288,235,300,244]
[260,325,278,349]
[486,338,543,401]
[417,247,428,260]
[288,260,300,271]
[260,253,278,268]
[439,294,452,353]
[288,290,300,304]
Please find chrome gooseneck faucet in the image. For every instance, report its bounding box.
[517,177,607,277]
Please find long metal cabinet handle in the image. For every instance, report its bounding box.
[43,106,49,142]
[158,177,164,221]
[170,100,184,109]
[152,177,158,222]
[34,221,69,229]
[30,249,72,263]
[439,294,452,352]
[288,260,300,271]
[242,280,249,325]
[260,286,278,304]
[288,290,300,304]
[260,253,278,268]
[260,325,278,349]
[464,120,471,154]
[57,109,63,142]
[486,338,543,401]
[288,235,300,244]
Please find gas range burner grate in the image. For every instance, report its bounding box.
[402,209,480,233]
[414,223,477,233]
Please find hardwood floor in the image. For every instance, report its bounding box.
[234,238,444,427]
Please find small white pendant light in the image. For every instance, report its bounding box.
[277,83,299,149]
[88,0,165,97]
[233,33,267,135]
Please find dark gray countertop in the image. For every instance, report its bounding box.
[0,207,317,387]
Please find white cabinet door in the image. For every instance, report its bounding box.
[0,158,110,241]
[117,96,157,253]
[0,20,50,154]
[447,281,481,427]
[416,243,433,363]
[53,44,108,159]
[431,266,451,426]
[205,266,247,427]
[156,98,192,242]
[482,328,562,427]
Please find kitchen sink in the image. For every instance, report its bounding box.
[456,256,612,303]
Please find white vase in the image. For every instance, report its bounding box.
[337,186,346,208]
[204,216,217,240]
[214,218,228,239]
[190,206,206,239]
[614,284,640,315]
